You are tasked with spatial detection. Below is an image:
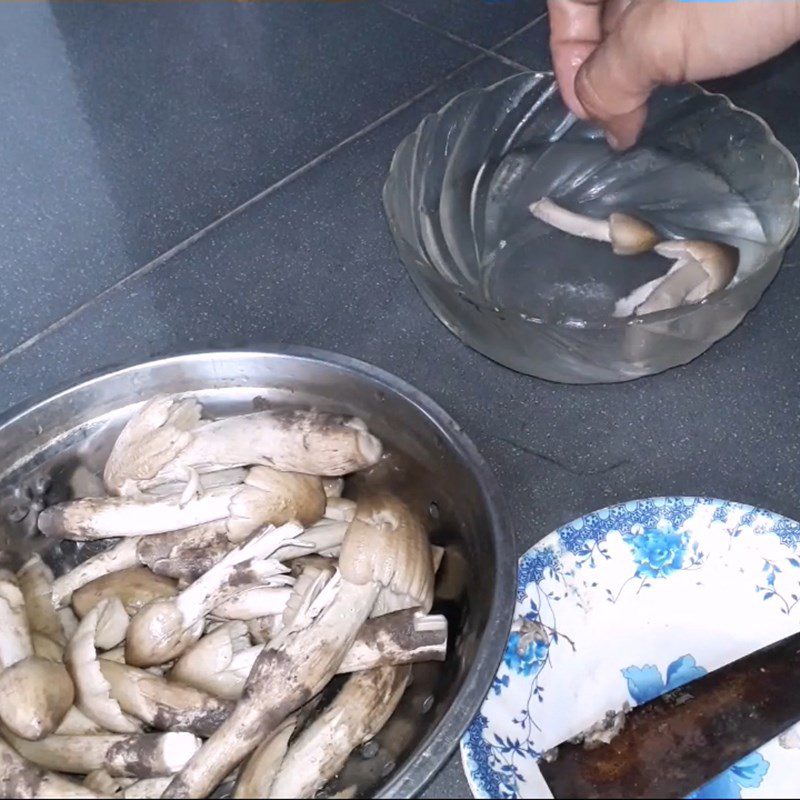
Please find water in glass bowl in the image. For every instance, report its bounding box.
[473,140,769,325]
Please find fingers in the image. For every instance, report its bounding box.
[547,0,605,119]
[600,0,633,35]
[574,0,686,149]
[574,0,800,150]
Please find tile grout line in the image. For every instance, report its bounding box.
[378,2,547,73]
[0,9,550,370]
[0,50,492,370]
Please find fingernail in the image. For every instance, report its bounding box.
[606,132,620,150]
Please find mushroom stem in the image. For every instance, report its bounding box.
[0,573,34,667]
[173,524,298,616]
[122,777,173,798]
[51,539,141,608]
[138,518,349,584]
[104,396,383,496]
[530,197,611,242]
[634,256,707,315]
[267,665,411,799]
[125,522,305,667]
[211,586,293,621]
[83,769,123,795]
[105,731,201,778]
[162,577,380,798]
[339,610,448,673]
[159,408,383,481]
[431,544,445,574]
[43,467,324,542]
[0,737,105,799]
[31,633,64,663]
[136,523,230,583]
[530,197,660,255]
[145,467,248,500]
[172,610,446,700]
[17,556,65,645]
[233,715,297,799]
[98,660,234,737]
[323,497,356,522]
[1,726,200,778]
[38,485,246,541]
[59,606,80,640]
[273,519,348,563]
[65,599,141,734]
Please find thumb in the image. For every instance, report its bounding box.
[574,0,687,149]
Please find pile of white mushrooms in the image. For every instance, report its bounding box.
[530,197,739,317]
[1,395,449,799]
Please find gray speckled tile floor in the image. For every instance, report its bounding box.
[381,0,546,48]
[0,1,478,354]
[3,3,800,798]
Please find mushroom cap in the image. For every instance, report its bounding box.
[125,599,204,668]
[17,555,64,646]
[238,466,326,529]
[608,213,661,256]
[103,395,202,496]
[169,621,253,701]
[0,656,74,739]
[338,494,434,615]
[31,633,63,662]
[65,600,141,734]
[72,567,178,619]
[655,239,738,291]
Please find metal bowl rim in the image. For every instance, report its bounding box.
[0,346,517,799]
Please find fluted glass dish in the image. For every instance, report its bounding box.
[383,72,800,384]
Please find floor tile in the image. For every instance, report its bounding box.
[0,1,476,354]
[383,0,546,48]
[495,9,551,69]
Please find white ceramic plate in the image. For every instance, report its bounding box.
[460,497,800,799]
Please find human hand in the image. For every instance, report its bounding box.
[548,0,800,149]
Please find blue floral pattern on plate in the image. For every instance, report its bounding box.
[460,497,800,799]
[622,654,707,704]
[623,656,769,799]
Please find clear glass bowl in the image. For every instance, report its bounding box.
[383,72,800,384]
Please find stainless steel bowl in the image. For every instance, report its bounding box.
[0,347,515,798]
